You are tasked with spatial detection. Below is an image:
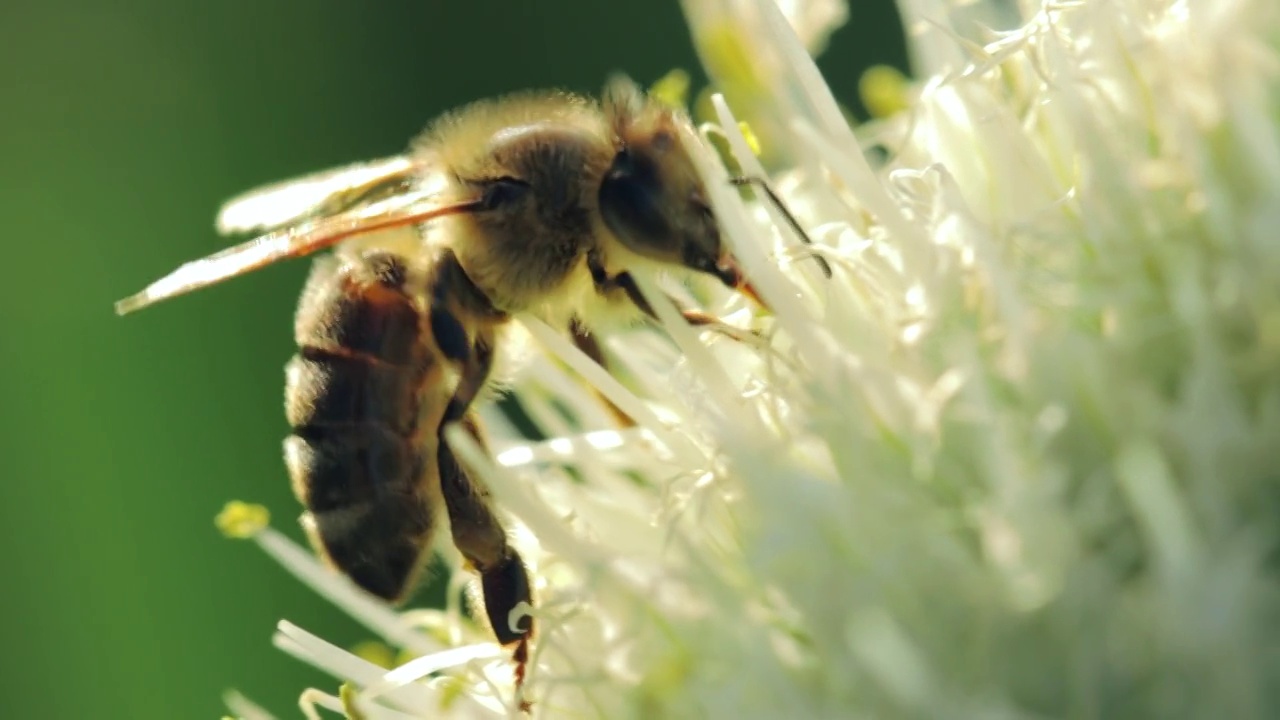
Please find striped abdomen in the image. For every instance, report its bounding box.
[283,251,442,602]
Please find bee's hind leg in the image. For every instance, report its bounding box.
[440,413,533,649]
[432,328,533,689]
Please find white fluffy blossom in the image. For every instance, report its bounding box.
[224,0,1280,717]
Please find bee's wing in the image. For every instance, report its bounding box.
[215,155,420,236]
[116,189,485,316]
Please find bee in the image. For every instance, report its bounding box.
[115,77,783,685]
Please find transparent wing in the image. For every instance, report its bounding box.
[215,155,420,236]
[116,189,484,316]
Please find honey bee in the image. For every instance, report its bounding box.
[115,77,782,685]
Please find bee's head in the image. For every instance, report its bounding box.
[597,78,742,291]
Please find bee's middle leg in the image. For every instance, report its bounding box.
[569,318,636,427]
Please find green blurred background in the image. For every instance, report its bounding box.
[0,2,903,717]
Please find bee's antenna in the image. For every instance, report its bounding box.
[729,175,833,278]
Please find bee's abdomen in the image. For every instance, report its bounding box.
[285,348,420,435]
[283,253,439,602]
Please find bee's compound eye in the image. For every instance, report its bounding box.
[599,150,677,258]
[479,177,531,210]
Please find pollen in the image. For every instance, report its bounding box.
[214,500,270,539]
[737,121,762,156]
[858,64,911,118]
[338,684,368,720]
[349,639,397,669]
[649,68,692,109]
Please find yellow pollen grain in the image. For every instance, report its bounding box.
[350,640,398,669]
[339,684,369,720]
[859,64,912,118]
[215,500,269,539]
[738,121,762,155]
[649,68,692,109]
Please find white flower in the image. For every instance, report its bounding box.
[224,0,1280,717]
[772,0,848,54]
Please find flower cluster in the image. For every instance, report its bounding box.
[224,0,1280,717]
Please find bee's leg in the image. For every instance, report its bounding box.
[569,317,607,364]
[429,316,533,685]
[439,410,534,683]
[569,318,636,427]
[728,175,832,278]
[586,251,755,341]
[586,251,656,319]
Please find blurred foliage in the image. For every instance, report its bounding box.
[0,1,904,717]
